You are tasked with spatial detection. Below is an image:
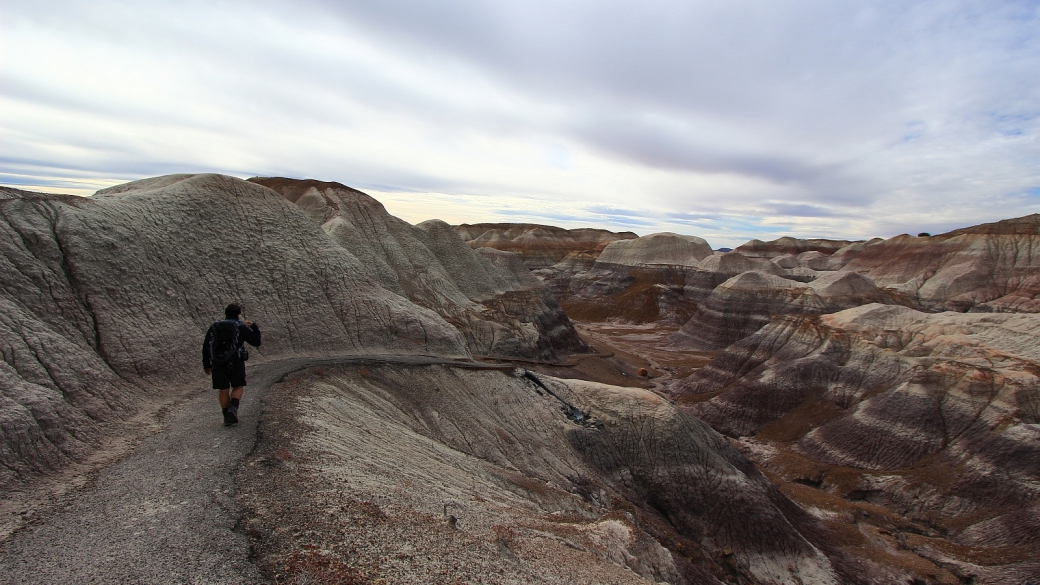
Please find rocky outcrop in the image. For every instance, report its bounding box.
[250,177,588,361]
[241,364,859,584]
[672,305,1040,582]
[453,223,637,269]
[594,233,713,268]
[672,271,882,350]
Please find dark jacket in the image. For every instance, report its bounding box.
[202,320,261,369]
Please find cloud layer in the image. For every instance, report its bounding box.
[2,0,1038,247]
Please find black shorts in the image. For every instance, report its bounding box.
[212,361,247,389]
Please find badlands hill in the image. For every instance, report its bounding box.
[735,237,858,259]
[0,174,584,490]
[0,175,883,585]
[672,306,1040,583]
[467,215,1040,583]
[241,364,860,585]
[523,215,1040,329]
[249,178,587,360]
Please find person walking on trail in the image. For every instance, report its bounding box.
[203,304,261,426]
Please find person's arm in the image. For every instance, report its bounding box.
[202,326,213,370]
[241,321,261,347]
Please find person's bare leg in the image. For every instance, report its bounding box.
[219,388,230,409]
[230,387,244,401]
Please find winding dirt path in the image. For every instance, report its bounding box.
[0,355,511,585]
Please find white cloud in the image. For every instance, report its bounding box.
[2,0,1038,246]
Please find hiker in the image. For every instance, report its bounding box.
[202,304,261,426]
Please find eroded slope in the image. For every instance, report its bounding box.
[238,364,865,584]
[673,305,1040,583]
[0,176,466,489]
[251,178,587,360]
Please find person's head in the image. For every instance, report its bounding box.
[224,303,242,320]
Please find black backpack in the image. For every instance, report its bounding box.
[210,319,247,367]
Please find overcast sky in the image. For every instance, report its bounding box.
[2,1,1038,247]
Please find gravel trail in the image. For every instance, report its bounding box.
[0,355,509,585]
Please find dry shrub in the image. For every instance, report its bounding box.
[491,524,519,547]
[1017,385,1040,423]
[355,501,387,521]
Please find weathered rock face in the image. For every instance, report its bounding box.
[250,177,588,361]
[673,305,1040,582]
[819,214,1040,312]
[735,237,858,259]
[672,271,882,350]
[594,233,713,268]
[242,364,858,584]
[0,175,582,490]
[453,223,637,269]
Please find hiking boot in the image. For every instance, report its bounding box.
[226,405,239,426]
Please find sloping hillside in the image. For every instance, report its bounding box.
[0,174,582,490]
[239,364,863,584]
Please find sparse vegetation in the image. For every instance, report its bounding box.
[1017,382,1040,423]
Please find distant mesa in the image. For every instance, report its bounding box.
[541,214,1040,328]
[944,212,1040,236]
[452,222,637,270]
[734,236,858,259]
[556,233,718,325]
